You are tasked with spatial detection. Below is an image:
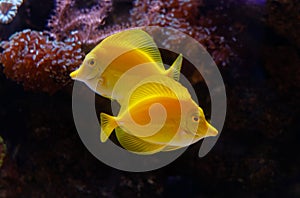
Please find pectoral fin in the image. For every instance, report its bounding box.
[115,127,166,155]
[100,113,118,142]
[166,53,183,81]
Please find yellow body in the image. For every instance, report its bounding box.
[70,29,182,103]
[100,76,218,155]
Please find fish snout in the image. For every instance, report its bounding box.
[70,70,78,79]
[70,68,82,80]
[205,122,218,137]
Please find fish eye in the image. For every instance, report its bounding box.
[192,116,199,122]
[87,58,96,67]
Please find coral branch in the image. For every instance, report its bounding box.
[0,29,84,94]
[47,0,112,44]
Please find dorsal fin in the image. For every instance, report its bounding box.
[96,29,164,68]
[121,76,191,110]
[166,54,183,81]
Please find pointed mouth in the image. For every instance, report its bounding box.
[205,122,218,137]
[70,69,80,79]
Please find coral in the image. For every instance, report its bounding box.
[130,0,202,30]
[130,0,233,66]
[0,29,84,94]
[0,0,23,24]
[46,0,234,66]
[47,0,112,45]
[0,135,6,168]
[0,0,237,94]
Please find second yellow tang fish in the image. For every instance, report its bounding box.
[70,29,182,103]
[100,76,218,155]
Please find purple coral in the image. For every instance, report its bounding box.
[47,0,112,44]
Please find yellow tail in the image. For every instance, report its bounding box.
[100,113,118,142]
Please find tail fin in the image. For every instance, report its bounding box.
[166,53,183,81]
[100,113,118,142]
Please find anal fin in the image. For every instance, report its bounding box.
[115,127,166,155]
[161,145,182,152]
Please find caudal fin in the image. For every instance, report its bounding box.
[100,113,118,142]
[166,53,183,81]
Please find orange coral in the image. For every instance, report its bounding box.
[0,29,84,94]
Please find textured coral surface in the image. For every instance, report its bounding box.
[0,29,84,93]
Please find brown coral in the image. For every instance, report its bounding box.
[0,135,6,168]
[130,0,233,66]
[46,0,235,66]
[130,0,202,30]
[0,29,84,94]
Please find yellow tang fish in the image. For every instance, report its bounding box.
[100,76,218,155]
[70,29,182,103]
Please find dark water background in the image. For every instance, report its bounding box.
[0,0,299,197]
